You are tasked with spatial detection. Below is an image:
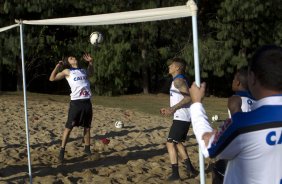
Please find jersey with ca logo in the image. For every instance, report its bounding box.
[208,95,282,184]
[228,90,255,118]
[170,74,191,121]
[66,68,91,100]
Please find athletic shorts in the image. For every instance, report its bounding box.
[212,159,226,184]
[65,99,93,129]
[167,120,191,143]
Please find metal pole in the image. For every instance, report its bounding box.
[192,14,205,184]
[19,22,33,184]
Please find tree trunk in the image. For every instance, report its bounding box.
[141,49,149,94]
[17,56,23,91]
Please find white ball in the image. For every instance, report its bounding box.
[115,121,123,128]
[214,115,219,121]
[89,31,103,45]
[212,116,215,121]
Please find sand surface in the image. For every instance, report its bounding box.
[0,93,213,184]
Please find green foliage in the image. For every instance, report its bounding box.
[207,0,282,72]
[178,0,282,96]
[84,0,192,95]
[180,0,282,82]
[2,0,281,96]
[1,0,193,94]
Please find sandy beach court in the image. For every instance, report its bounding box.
[0,93,214,184]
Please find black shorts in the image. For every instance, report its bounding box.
[65,99,93,129]
[167,120,191,143]
[212,159,226,184]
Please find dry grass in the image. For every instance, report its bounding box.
[0,91,229,121]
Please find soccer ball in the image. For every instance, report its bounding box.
[115,121,124,128]
[212,114,219,122]
[89,31,103,45]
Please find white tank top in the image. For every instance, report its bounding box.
[66,68,91,100]
[170,74,191,121]
[240,96,254,112]
[228,91,255,118]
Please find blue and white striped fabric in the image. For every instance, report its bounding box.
[191,95,282,184]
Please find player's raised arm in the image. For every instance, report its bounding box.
[49,61,69,81]
[83,53,94,77]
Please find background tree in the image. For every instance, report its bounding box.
[1,0,281,96]
[181,0,282,96]
[85,0,193,95]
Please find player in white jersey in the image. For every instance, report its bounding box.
[214,67,255,183]
[189,45,282,184]
[160,58,197,181]
[228,67,255,117]
[49,53,94,163]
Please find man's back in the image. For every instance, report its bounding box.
[189,45,282,184]
[224,128,282,184]
[228,91,254,118]
[218,96,282,184]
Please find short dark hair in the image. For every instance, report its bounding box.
[236,66,248,89]
[62,56,71,69]
[249,45,282,91]
[171,58,187,73]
